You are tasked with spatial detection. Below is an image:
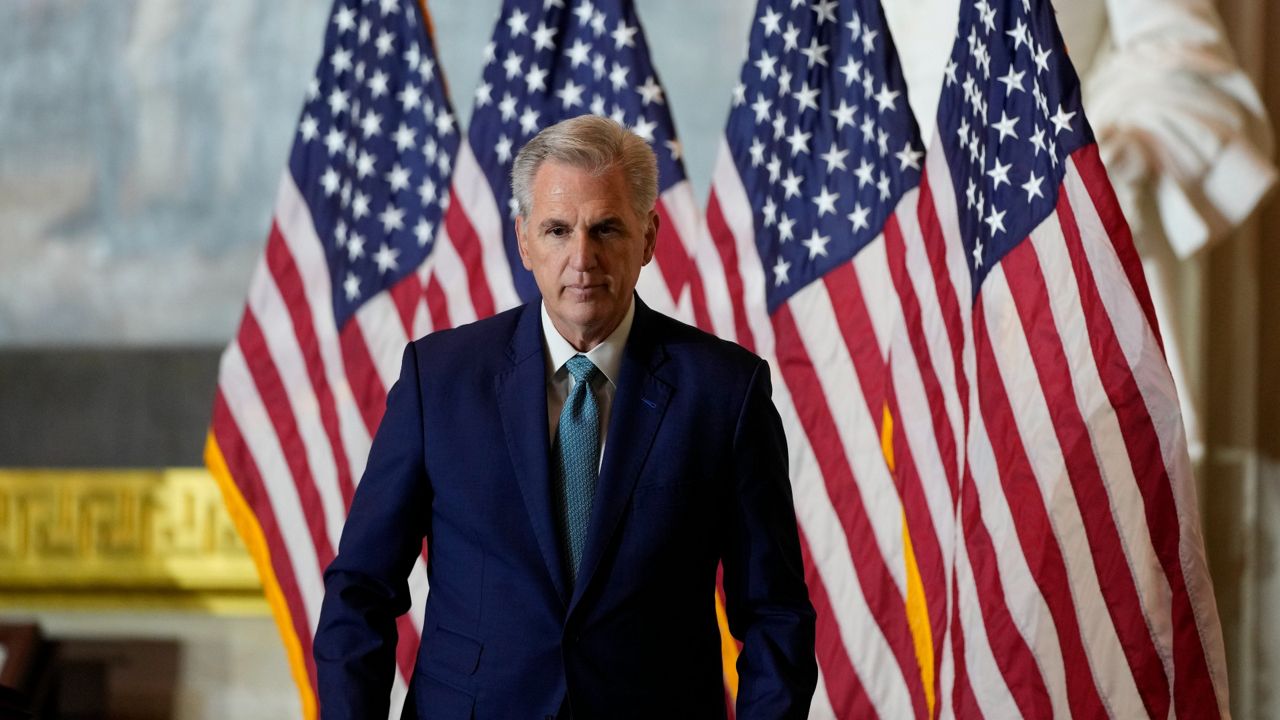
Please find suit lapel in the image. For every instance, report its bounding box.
[495,303,570,604]
[569,300,673,615]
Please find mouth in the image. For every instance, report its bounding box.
[564,283,607,297]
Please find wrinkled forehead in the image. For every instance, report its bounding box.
[528,160,646,220]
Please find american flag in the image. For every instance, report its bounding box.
[698,0,1231,716]
[884,0,1230,717]
[444,0,708,328]
[206,0,457,716]
[698,0,935,716]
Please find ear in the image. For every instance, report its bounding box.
[515,215,534,271]
[641,210,659,266]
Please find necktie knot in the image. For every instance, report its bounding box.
[565,354,599,385]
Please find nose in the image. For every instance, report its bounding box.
[567,230,597,271]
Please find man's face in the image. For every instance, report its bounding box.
[516,160,657,350]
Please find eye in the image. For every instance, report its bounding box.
[547,225,569,238]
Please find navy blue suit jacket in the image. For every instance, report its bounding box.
[314,297,816,719]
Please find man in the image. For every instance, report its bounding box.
[314,115,817,719]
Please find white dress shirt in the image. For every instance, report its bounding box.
[541,299,635,466]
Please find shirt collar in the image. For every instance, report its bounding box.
[540,298,634,388]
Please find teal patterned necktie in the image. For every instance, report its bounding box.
[553,354,601,587]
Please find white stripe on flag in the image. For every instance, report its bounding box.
[693,188,739,342]
[1028,213,1174,667]
[451,139,520,311]
[953,518,1022,720]
[1062,161,1189,487]
[851,236,895,362]
[276,174,373,481]
[979,266,1147,717]
[770,372,917,718]
[245,247,348,547]
[1063,159,1230,714]
[788,280,906,594]
[388,671,409,720]
[887,321,952,526]
[411,261,435,341]
[966,405,1071,718]
[926,134,974,316]
[662,179,703,264]
[219,342,326,630]
[430,226,481,326]
[809,665,837,720]
[356,292,412,395]
[662,179,707,321]
[636,255,680,320]
[898,183,966,478]
[711,139,774,357]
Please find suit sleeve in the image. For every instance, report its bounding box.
[721,358,818,719]
[314,343,431,719]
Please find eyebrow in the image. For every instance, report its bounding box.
[537,216,625,233]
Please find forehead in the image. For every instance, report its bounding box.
[528,160,631,217]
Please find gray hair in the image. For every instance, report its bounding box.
[511,115,659,220]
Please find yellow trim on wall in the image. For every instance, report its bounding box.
[0,590,268,614]
[0,467,260,595]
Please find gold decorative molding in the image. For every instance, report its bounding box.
[0,468,267,613]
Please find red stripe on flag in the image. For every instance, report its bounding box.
[885,215,960,492]
[797,528,878,719]
[686,269,713,333]
[946,550,983,720]
[264,223,357,509]
[652,201,693,306]
[212,390,320,694]
[389,271,425,341]
[1070,146,1163,351]
[237,309,338,569]
[424,271,452,331]
[1057,176,1220,717]
[339,319,389,437]
[443,199,497,320]
[956,463,1053,719]
[1002,241,1170,718]
[395,614,420,689]
[971,294,1109,717]
[771,305,929,720]
[821,262,885,424]
[916,173,971,425]
[705,189,758,354]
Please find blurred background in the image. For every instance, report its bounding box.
[0,0,1276,717]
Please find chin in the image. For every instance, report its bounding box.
[567,310,610,329]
